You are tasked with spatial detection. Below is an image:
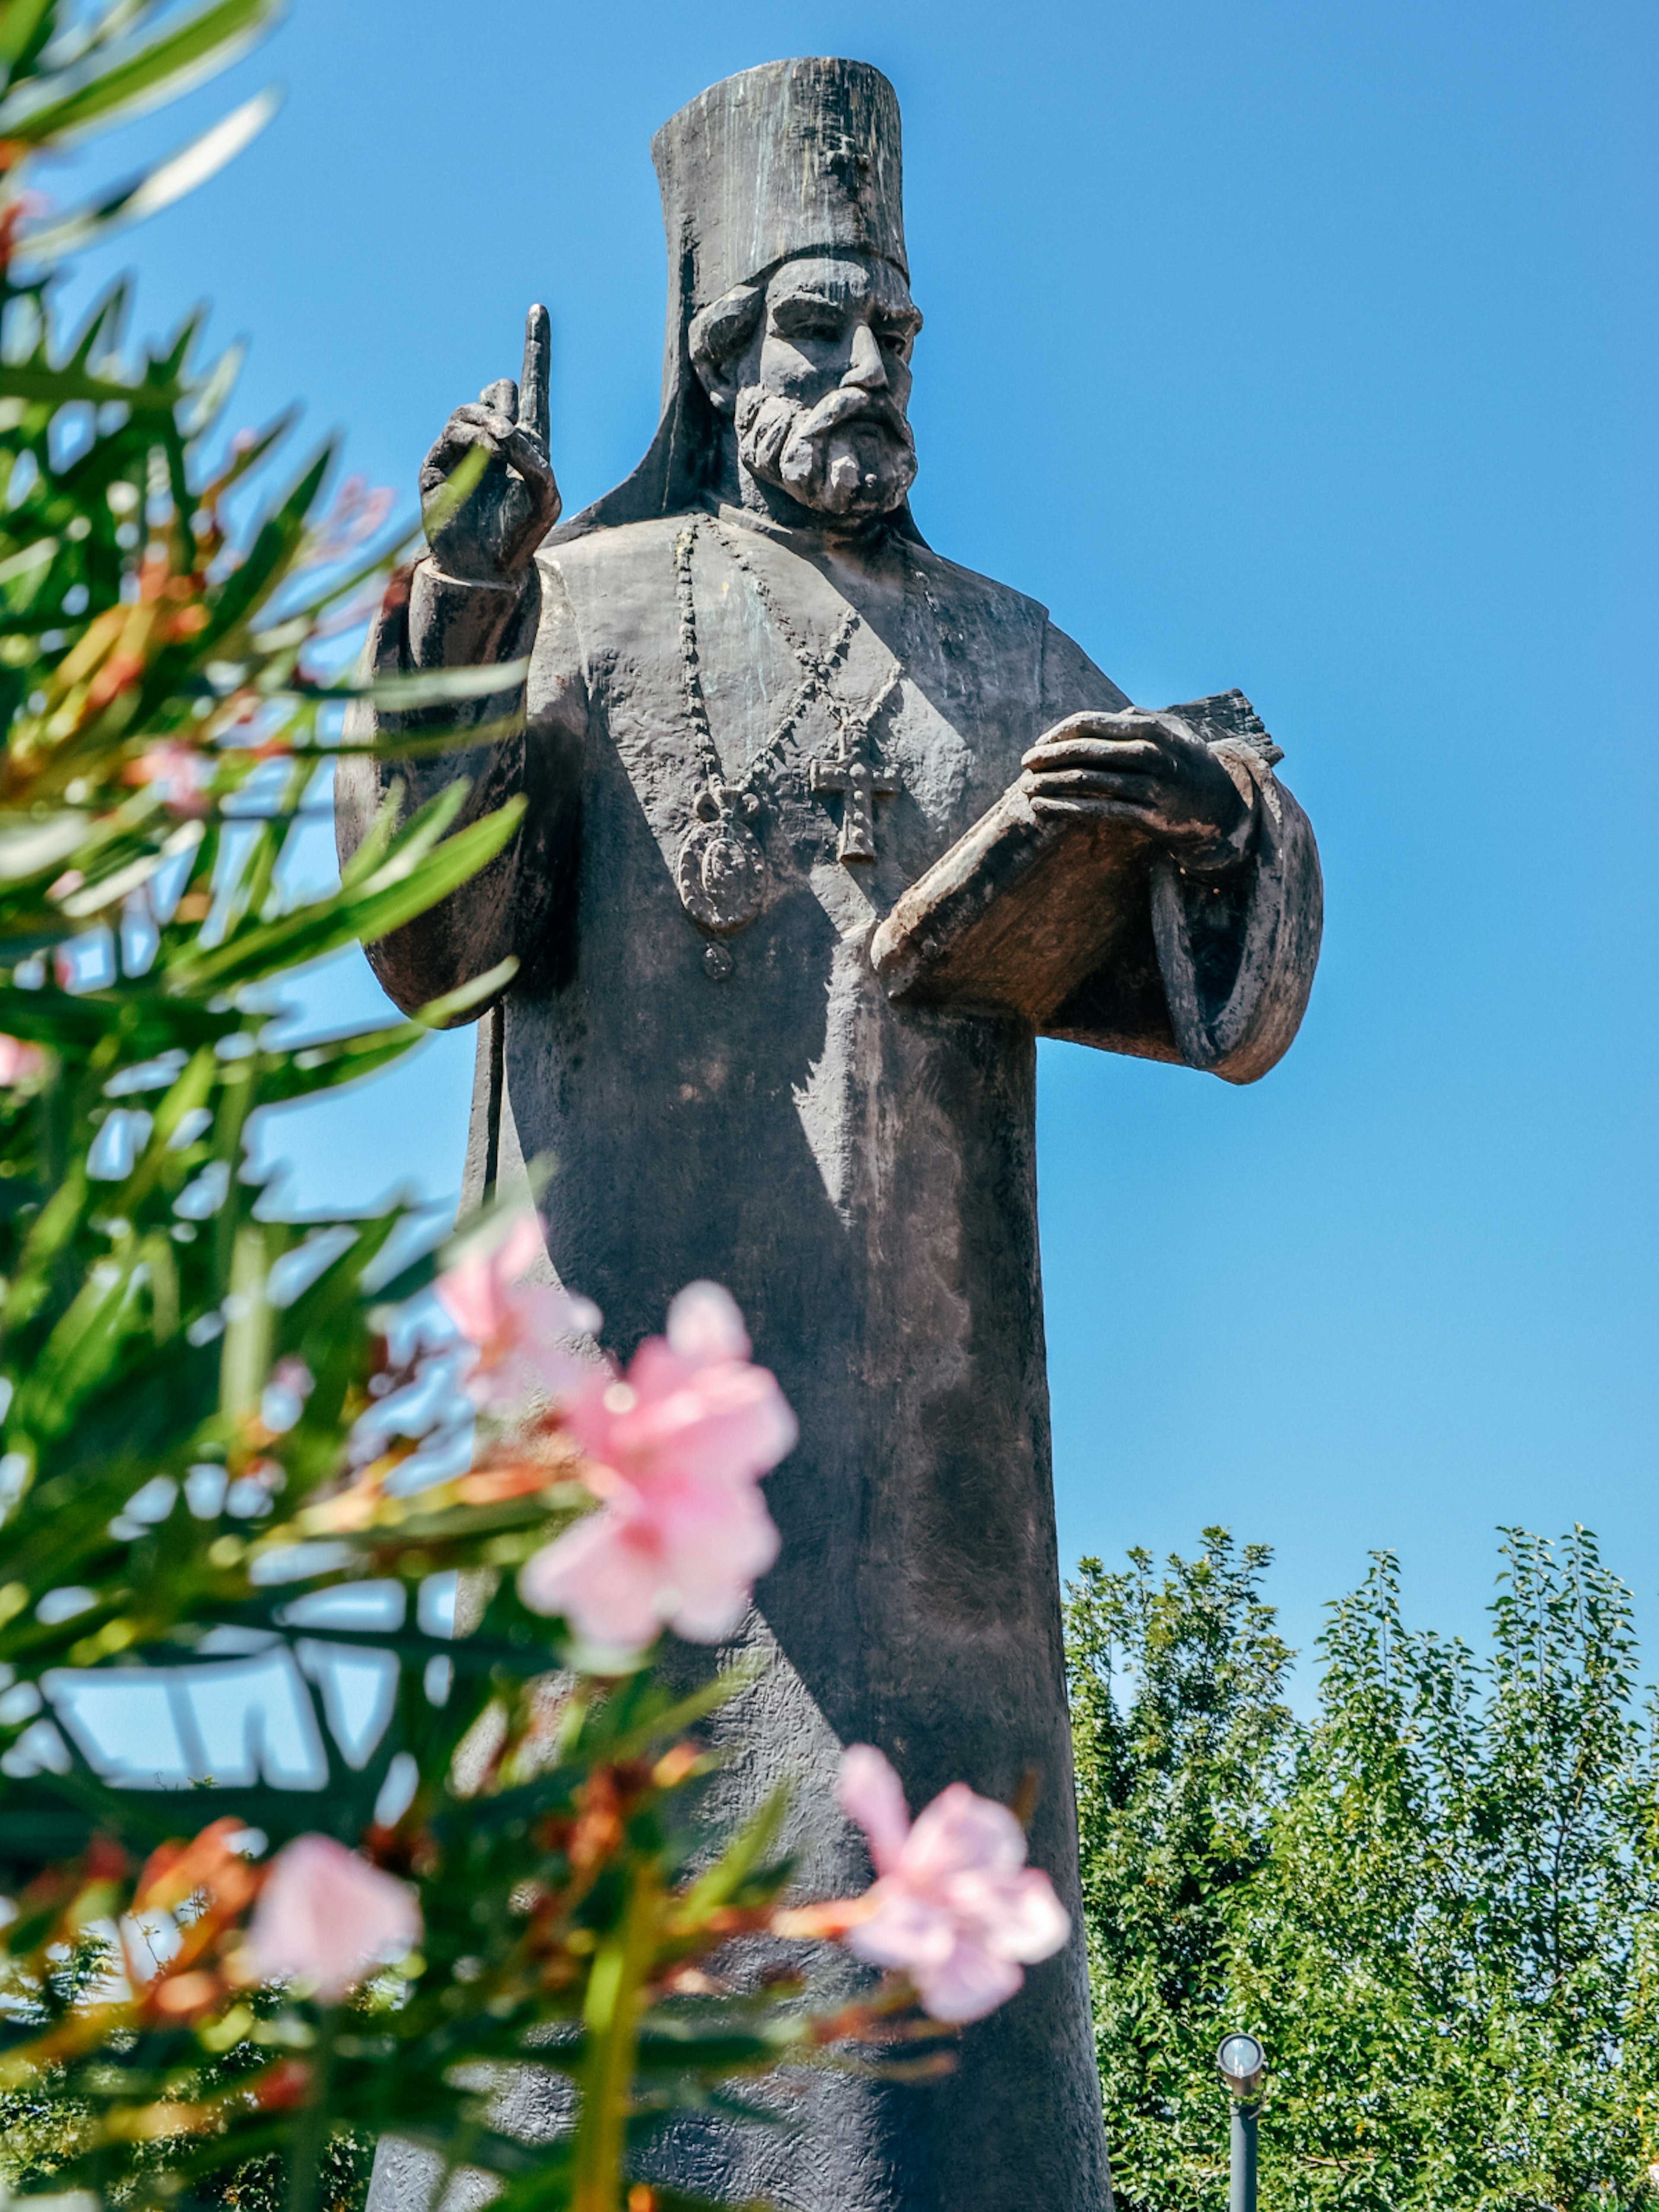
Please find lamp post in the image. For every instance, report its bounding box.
[1217,2033,1265,2212]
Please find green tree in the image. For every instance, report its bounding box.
[1070,1529,1659,2212]
[1068,1530,1295,2210]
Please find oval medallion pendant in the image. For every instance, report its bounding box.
[676,813,766,937]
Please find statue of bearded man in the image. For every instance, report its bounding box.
[340,56,1322,2212]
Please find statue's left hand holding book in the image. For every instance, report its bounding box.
[874,685,1322,1085]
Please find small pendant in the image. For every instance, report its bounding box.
[676,789,766,937]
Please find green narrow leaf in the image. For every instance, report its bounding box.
[257,1023,425,1105]
[342,796,525,944]
[415,440,486,540]
[16,86,280,264]
[301,709,526,762]
[335,778,404,893]
[0,0,51,80]
[0,0,53,74]
[152,300,204,379]
[58,818,203,919]
[20,1249,138,1433]
[416,955,518,1029]
[202,441,331,643]
[0,811,86,881]
[677,1782,791,1921]
[200,402,296,493]
[219,1220,270,1421]
[0,359,182,410]
[351,777,471,891]
[355,656,531,712]
[604,1656,769,1762]
[1,1158,90,1332]
[0,535,58,590]
[181,341,245,442]
[0,0,277,146]
[165,790,521,993]
[37,0,169,72]
[64,273,131,369]
[108,1042,213,1215]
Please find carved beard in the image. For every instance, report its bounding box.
[735,384,918,518]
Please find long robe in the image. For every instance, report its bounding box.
[337,503,1319,2212]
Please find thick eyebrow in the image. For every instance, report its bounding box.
[770,291,855,326]
[770,292,922,340]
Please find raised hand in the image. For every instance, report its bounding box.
[419,304,561,585]
[1020,708,1251,864]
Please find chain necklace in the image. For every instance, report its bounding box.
[671,517,906,962]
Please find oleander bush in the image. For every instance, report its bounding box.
[0,9,1069,2211]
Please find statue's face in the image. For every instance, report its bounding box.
[729,254,922,519]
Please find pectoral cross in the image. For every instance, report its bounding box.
[809,750,900,863]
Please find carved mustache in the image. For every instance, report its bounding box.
[737,385,915,482]
[790,385,915,450]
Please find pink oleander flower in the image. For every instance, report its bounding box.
[836,1745,1070,2023]
[125,741,213,817]
[0,1033,44,1084]
[435,1212,601,1412]
[246,1834,421,2002]
[518,1281,796,1650]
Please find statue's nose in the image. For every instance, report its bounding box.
[842,323,889,392]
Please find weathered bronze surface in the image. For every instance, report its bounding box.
[340,56,1322,2212]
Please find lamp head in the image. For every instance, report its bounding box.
[1217,2032,1265,2097]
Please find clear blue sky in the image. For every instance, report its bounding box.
[57,0,1657,1680]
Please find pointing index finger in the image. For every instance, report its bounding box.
[519,303,550,443]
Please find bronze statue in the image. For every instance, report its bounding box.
[341,57,1321,2212]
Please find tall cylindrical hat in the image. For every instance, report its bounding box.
[651,58,907,411]
[555,57,918,542]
